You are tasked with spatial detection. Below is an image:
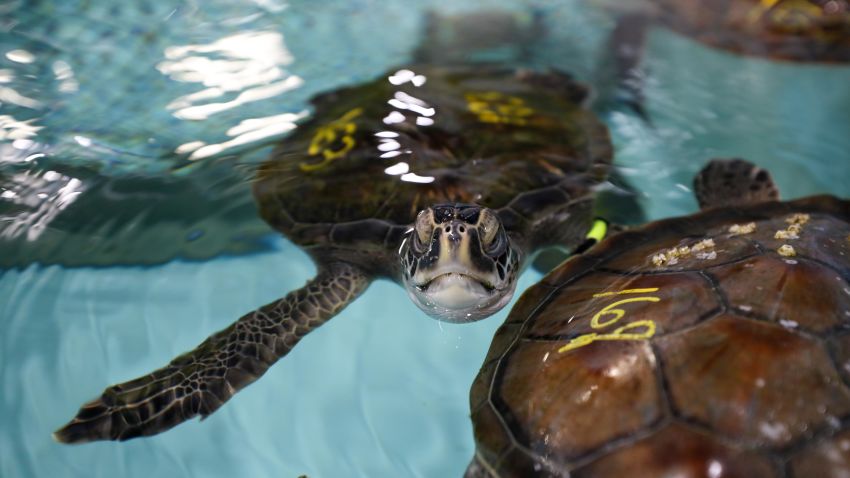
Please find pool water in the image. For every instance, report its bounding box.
[2,1,849,477]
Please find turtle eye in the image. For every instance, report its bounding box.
[413,209,434,253]
[479,210,504,253]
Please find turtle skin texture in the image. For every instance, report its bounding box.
[652,0,850,62]
[468,195,850,477]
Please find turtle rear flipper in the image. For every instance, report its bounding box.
[594,12,653,123]
[694,158,780,210]
[53,262,369,443]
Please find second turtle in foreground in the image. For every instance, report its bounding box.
[468,158,850,477]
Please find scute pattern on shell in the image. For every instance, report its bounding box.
[469,195,850,477]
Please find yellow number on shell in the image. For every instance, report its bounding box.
[300,107,363,172]
[465,91,534,126]
[557,288,660,354]
[558,320,656,354]
[590,296,661,328]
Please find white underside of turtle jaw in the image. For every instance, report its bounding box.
[425,273,490,310]
[406,272,516,323]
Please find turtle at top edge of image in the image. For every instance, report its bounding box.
[602,0,850,119]
[651,0,850,62]
[466,158,850,477]
[52,11,631,443]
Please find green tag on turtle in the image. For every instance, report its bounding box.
[586,219,608,244]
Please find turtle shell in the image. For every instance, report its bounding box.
[653,0,850,62]
[253,65,611,254]
[469,195,850,477]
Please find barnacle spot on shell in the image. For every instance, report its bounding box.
[692,239,715,252]
[786,213,810,225]
[652,238,718,267]
[728,222,756,235]
[777,244,796,257]
[774,229,799,240]
[651,252,668,267]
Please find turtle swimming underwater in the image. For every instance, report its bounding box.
[602,0,850,117]
[467,158,850,477]
[53,45,617,441]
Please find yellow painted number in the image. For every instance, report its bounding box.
[747,0,823,30]
[558,288,660,353]
[300,107,363,172]
[465,91,534,126]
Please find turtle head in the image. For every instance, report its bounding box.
[400,204,520,323]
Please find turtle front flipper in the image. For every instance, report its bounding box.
[53,262,369,443]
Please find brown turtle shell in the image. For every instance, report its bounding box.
[469,195,850,477]
[653,0,850,62]
[252,65,611,261]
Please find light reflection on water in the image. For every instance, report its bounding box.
[0,0,849,477]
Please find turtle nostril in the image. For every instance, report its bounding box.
[445,226,451,233]
[459,225,466,233]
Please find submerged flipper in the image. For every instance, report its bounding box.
[54,262,369,443]
[598,13,652,123]
[694,158,780,210]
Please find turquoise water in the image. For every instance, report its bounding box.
[2,1,850,477]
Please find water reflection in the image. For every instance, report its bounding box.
[0,10,310,265]
[0,159,270,268]
[159,31,301,121]
[0,61,43,110]
[0,168,84,241]
[181,111,306,161]
[0,115,42,142]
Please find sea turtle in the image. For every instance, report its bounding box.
[467,158,850,477]
[601,0,850,118]
[53,44,617,441]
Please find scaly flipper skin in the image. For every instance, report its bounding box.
[54,262,369,443]
[693,158,779,210]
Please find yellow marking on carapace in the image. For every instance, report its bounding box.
[592,287,659,298]
[300,107,363,172]
[558,288,661,354]
[465,91,534,126]
[590,296,661,328]
[748,0,826,32]
[558,320,656,354]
